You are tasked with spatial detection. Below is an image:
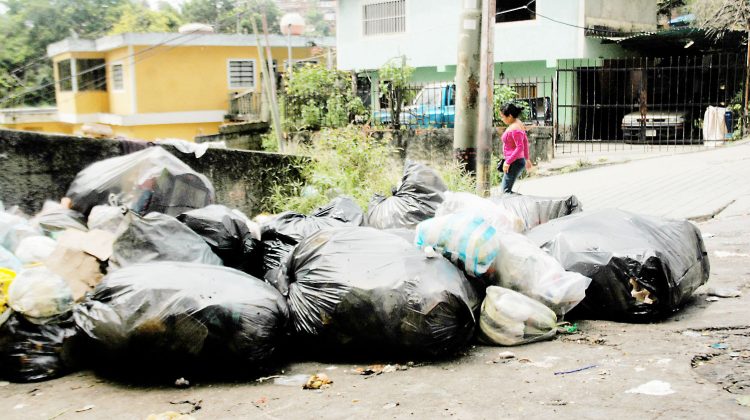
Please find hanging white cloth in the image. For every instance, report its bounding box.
[703,106,728,142]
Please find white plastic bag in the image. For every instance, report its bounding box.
[15,236,57,264]
[0,211,40,252]
[8,266,74,319]
[87,205,127,234]
[493,232,591,315]
[479,286,557,346]
[436,191,525,233]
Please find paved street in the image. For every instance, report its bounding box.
[516,140,750,220]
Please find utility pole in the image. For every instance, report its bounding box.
[453,0,482,174]
[252,19,284,152]
[261,15,284,151]
[476,0,496,197]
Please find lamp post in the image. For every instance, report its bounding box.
[280,13,305,75]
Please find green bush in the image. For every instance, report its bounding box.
[265,126,483,215]
[493,85,530,123]
[282,64,367,131]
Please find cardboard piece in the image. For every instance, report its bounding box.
[44,229,115,301]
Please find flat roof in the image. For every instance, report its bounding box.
[48,32,336,58]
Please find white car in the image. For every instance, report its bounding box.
[621,110,698,144]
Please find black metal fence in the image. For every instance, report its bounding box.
[555,53,747,154]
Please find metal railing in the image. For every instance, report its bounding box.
[227,91,262,121]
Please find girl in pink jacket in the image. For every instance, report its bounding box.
[499,103,533,193]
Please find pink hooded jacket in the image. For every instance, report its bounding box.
[502,129,530,165]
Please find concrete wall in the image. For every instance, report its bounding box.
[585,0,657,33]
[0,129,305,216]
[291,127,553,167]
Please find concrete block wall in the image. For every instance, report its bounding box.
[0,129,305,216]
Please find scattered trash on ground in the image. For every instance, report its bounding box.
[710,343,728,350]
[355,364,409,376]
[554,365,597,375]
[736,395,750,407]
[382,402,400,410]
[174,378,190,388]
[74,405,95,413]
[273,374,310,387]
[303,373,333,390]
[707,287,742,298]
[625,380,676,396]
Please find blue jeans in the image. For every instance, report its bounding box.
[501,158,525,193]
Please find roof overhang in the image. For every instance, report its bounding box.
[48,33,336,58]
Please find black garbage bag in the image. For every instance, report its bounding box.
[526,209,710,321]
[0,312,78,382]
[178,205,261,273]
[260,203,352,289]
[66,146,215,217]
[365,160,447,229]
[311,196,364,226]
[31,201,88,236]
[279,226,479,357]
[74,262,289,372]
[489,193,582,230]
[111,211,222,269]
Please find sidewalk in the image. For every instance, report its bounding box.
[512,139,750,220]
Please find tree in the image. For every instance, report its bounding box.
[181,0,281,34]
[691,0,750,132]
[305,3,332,37]
[0,0,130,106]
[109,1,183,34]
[378,57,415,130]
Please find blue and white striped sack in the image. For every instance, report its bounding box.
[415,214,499,278]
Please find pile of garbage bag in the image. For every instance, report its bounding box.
[366,161,447,229]
[66,146,215,217]
[0,147,713,383]
[74,263,288,370]
[110,211,222,269]
[526,209,710,321]
[259,198,360,291]
[178,205,261,273]
[279,226,479,356]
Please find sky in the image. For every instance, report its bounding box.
[148,0,186,10]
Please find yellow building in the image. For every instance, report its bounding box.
[1,32,333,141]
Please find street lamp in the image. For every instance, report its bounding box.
[280,13,305,74]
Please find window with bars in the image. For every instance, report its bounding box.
[111,64,124,91]
[57,60,72,91]
[496,0,536,23]
[228,60,255,89]
[77,59,107,91]
[363,0,406,36]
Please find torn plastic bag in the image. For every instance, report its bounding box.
[74,262,288,369]
[415,214,499,278]
[479,286,557,346]
[436,191,525,233]
[279,226,479,356]
[311,196,364,226]
[490,194,582,230]
[110,211,222,269]
[366,161,447,229]
[31,201,88,237]
[87,205,127,233]
[8,266,75,319]
[0,312,78,382]
[526,209,710,321]
[178,205,261,272]
[14,236,57,264]
[260,210,349,290]
[66,146,215,217]
[492,232,591,316]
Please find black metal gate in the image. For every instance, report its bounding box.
[555,53,746,154]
